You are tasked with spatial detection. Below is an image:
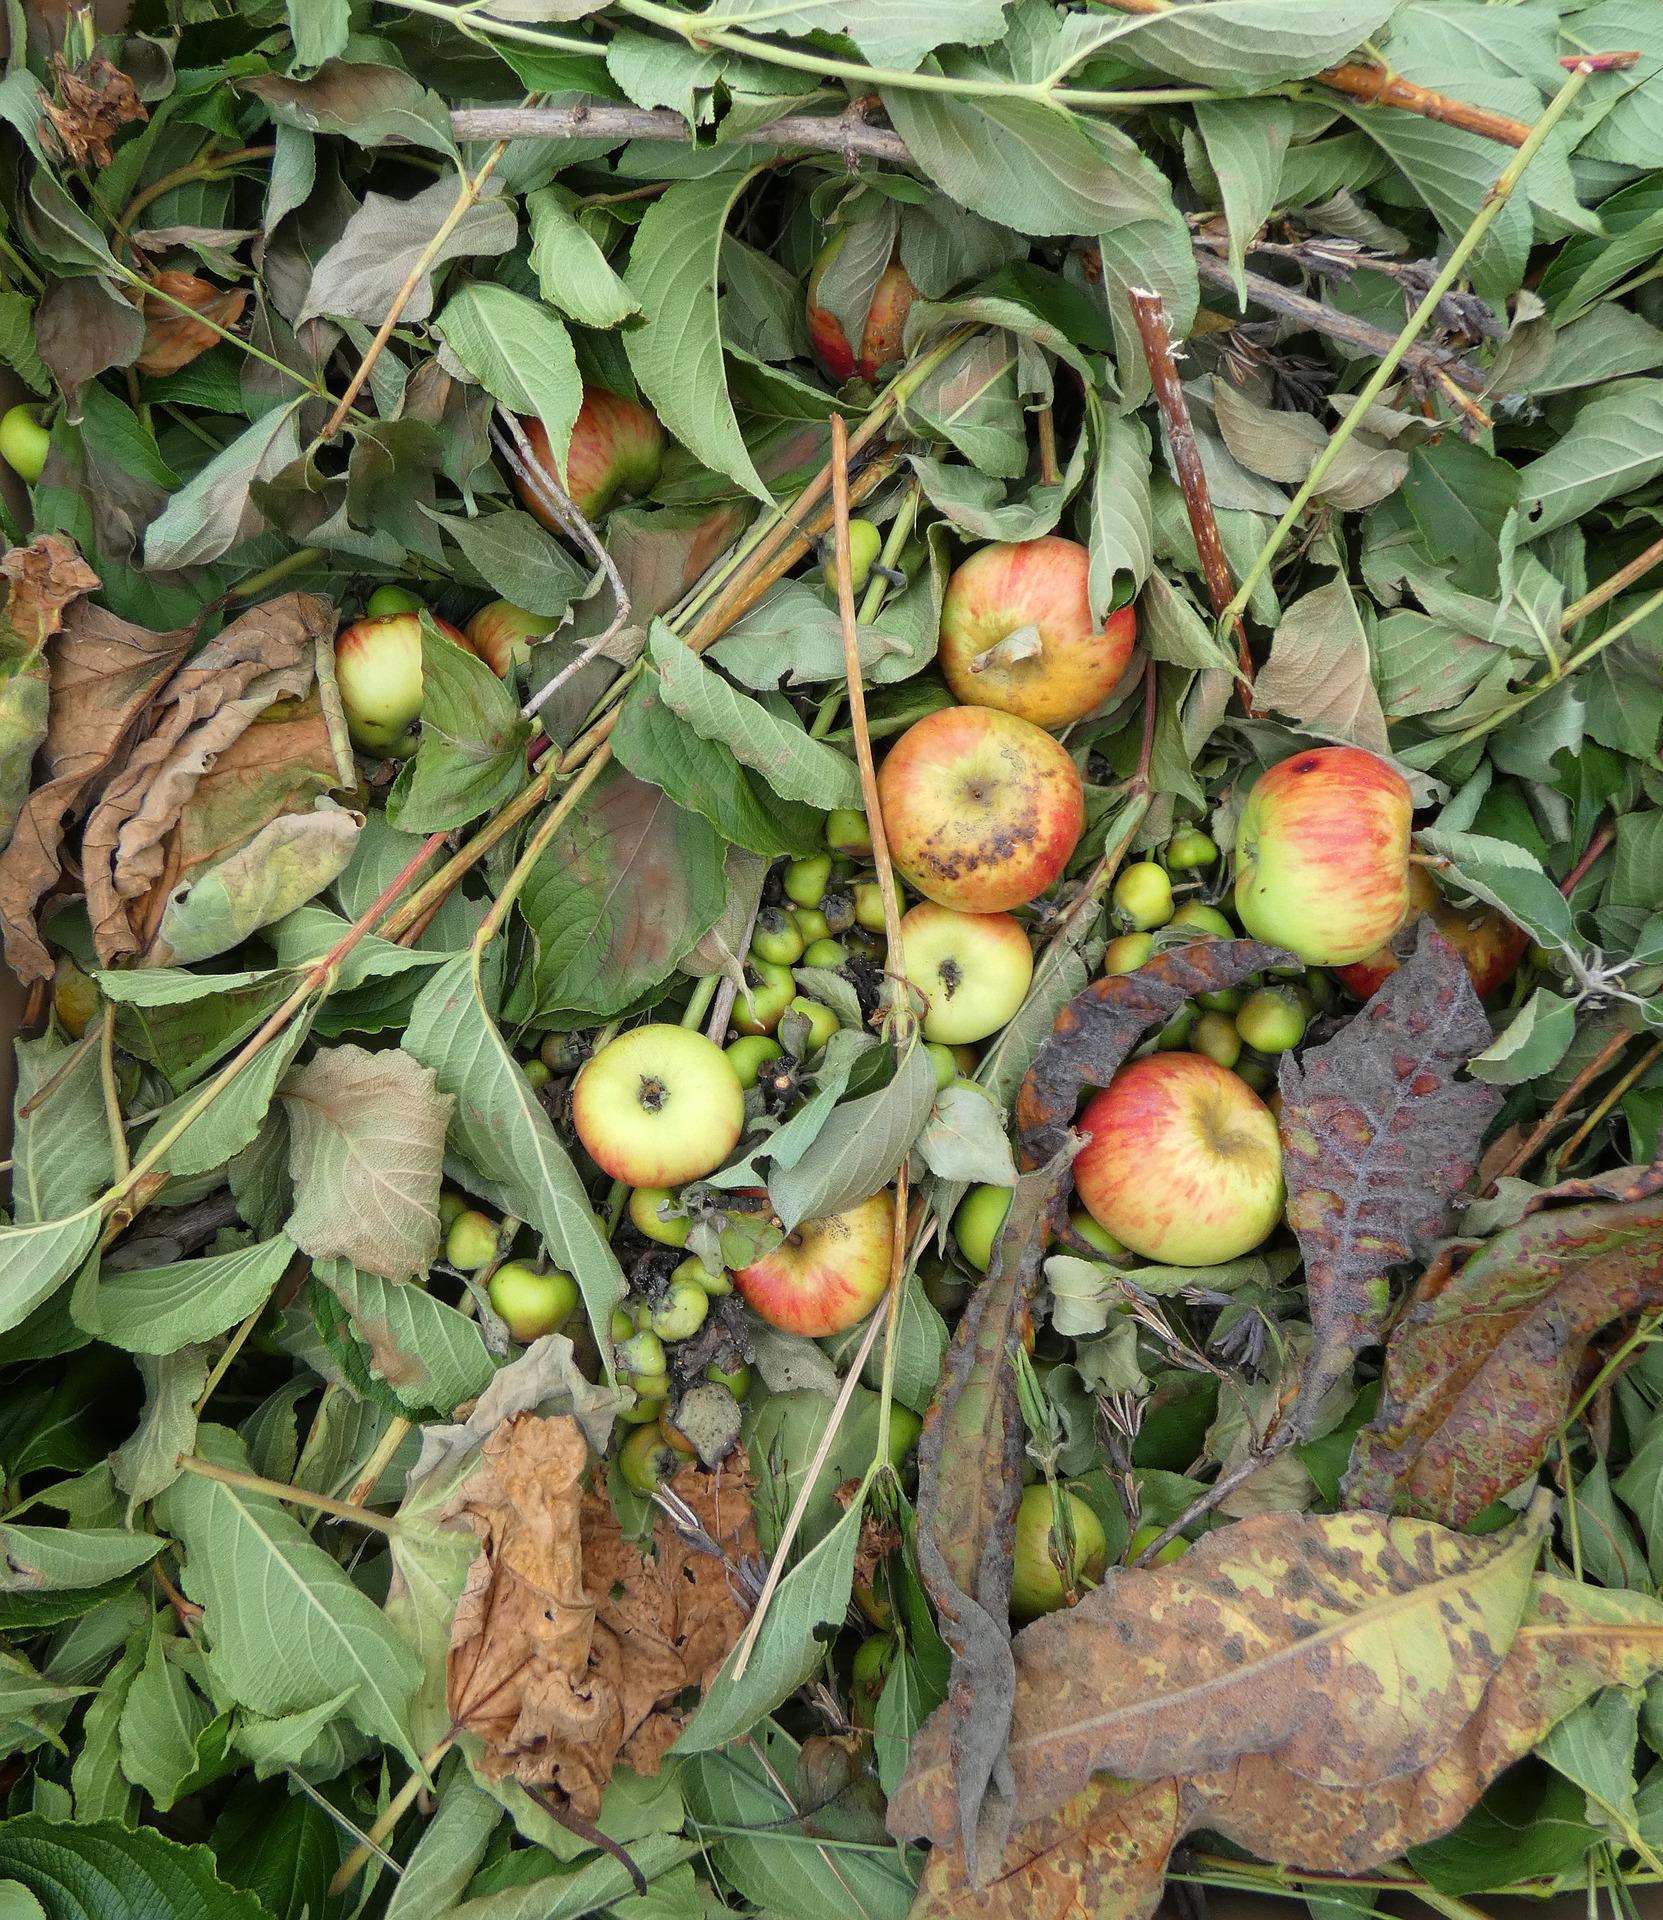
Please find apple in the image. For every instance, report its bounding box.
[366,585,423,616]
[899,901,1033,1045]
[1112,861,1173,931]
[734,1189,896,1336]
[618,1421,680,1494]
[489,1261,577,1341]
[1333,863,1527,1001]
[752,906,805,966]
[877,706,1084,913]
[1169,901,1234,939]
[853,878,901,932]
[1235,985,1307,1054]
[628,1186,691,1248]
[849,1633,894,1731]
[938,538,1136,729]
[445,1209,500,1272]
[1067,1209,1124,1258]
[1010,1483,1108,1620]
[1126,1521,1189,1566]
[1191,1010,1242,1070]
[926,1042,957,1091]
[1103,932,1153,975]
[334,611,475,756]
[799,938,846,969]
[785,854,833,908]
[732,958,796,1036]
[514,387,665,526]
[826,808,873,856]
[51,957,99,1039]
[465,599,558,677]
[0,404,50,483]
[1166,828,1218,870]
[707,1360,750,1397]
[1234,747,1413,966]
[1075,1053,1283,1266]
[726,1034,784,1088]
[676,1252,732,1298]
[571,1024,745,1186]
[787,996,840,1051]
[823,519,883,594]
[954,1183,1012,1274]
[438,1188,468,1232]
[650,1276,709,1342]
[805,235,917,384]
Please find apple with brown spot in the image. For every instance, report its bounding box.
[939,537,1136,729]
[734,1190,895,1336]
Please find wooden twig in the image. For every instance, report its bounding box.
[1126,287,1255,705]
[1559,821,1616,899]
[1563,530,1663,630]
[452,102,910,164]
[1479,1029,1634,1196]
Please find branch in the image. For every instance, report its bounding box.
[450,102,910,163]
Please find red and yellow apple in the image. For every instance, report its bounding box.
[877,706,1085,913]
[334,610,475,757]
[806,234,917,384]
[571,1024,745,1187]
[1233,747,1412,966]
[1074,1052,1283,1266]
[899,901,1033,1045]
[733,1189,895,1336]
[938,538,1136,729]
[465,599,558,677]
[514,387,665,526]
[1333,863,1526,1001]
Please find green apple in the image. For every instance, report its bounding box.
[1165,828,1219,870]
[792,906,831,944]
[732,957,797,1036]
[1113,861,1173,931]
[926,1042,957,1092]
[726,1034,784,1088]
[954,1183,1012,1274]
[333,610,476,756]
[651,1276,709,1342]
[1192,1010,1242,1070]
[365,585,423,616]
[707,1360,751,1397]
[675,1253,732,1298]
[445,1209,500,1272]
[751,906,805,966]
[618,1421,680,1494]
[628,1186,691,1247]
[51,956,99,1039]
[522,1058,552,1091]
[799,938,847,969]
[1010,1483,1108,1619]
[1103,932,1153,976]
[1235,986,1307,1054]
[1170,901,1234,939]
[900,900,1033,1046]
[853,877,902,932]
[1067,1209,1124,1258]
[488,1261,577,1340]
[571,1024,745,1186]
[1126,1521,1189,1565]
[788,996,840,1051]
[849,1632,894,1731]
[615,1325,665,1377]
[823,518,884,596]
[0,404,50,483]
[438,1188,468,1232]
[785,854,833,908]
[826,808,873,856]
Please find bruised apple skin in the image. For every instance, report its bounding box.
[805,234,918,384]
[877,706,1085,913]
[938,538,1137,729]
[1234,747,1413,966]
[334,610,475,757]
[513,388,665,526]
[1334,863,1528,1001]
[734,1190,896,1336]
[1074,1053,1283,1267]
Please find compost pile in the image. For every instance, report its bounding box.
[4,1,1663,1914]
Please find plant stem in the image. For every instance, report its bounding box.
[1555,1039,1663,1172]
[194,1296,274,1417]
[113,144,276,250]
[97,1002,129,1183]
[346,1416,414,1508]
[1224,58,1604,625]
[473,754,612,951]
[328,1734,455,1895]
[1481,1028,1635,1194]
[174,1455,401,1535]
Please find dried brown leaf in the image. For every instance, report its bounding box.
[1345,1180,1663,1524]
[444,1414,757,1816]
[1,536,101,656]
[136,271,249,376]
[0,536,101,858]
[33,277,146,411]
[0,594,191,982]
[43,52,147,169]
[1278,925,1500,1430]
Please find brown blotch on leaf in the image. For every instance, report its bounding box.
[43,53,147,169]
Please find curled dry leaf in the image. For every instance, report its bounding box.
[907,1574,1663,1920]
[0,536,101,856]
[444,1413,758,1815]
[1278,925,1501,1431]
[1345,1178,1663,1525]
[136,272,250,377]
[43,52,147,169]
[0,592,191,982]
[80,590,338,964]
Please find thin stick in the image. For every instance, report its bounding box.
[328,1734,455,1895]
[174,1455,401,1535]
[347,1416,413,1509]
[1563,530,1663,629]
[1131,1440,1289,1567]
[97,1001,129,1183]
[1224,59,1611,625]
[1560,821,1616,899]
[194,1300,270,1417]
[1127,288,1255,703]
[1480,1029,1634,1195]
[1556,1039,1663,1171]
[452,102,911,163]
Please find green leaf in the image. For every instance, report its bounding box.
[0,1525,164,1628]
[157,1426,421,1759]
[435,283,582,482]
[384,1769,501,1920]
[0,1215,101,1341]
[527,187,642,329]
[244,60,456,155]
[298,182,516,326]
[70,1236,294,1354]
[1469,989,1578,1086]
[286,0,348,67]
[117,1616,231,1813]
[1058,0,1402,86]
[1087,408,1153,619]
[1415,828,1575,950]
[1253,571,1390,754]
[1517,380,1663,537]
[211,1783,343,1920]
[429,508,588,617]
[10,1035,113,1226]
[707,0,1010,72]
[769,1041,937,1231]
[647,623,862,809]
[706,1028,874,1190]
[916,1082,1016,1187]
[1193,98,1292,303]
[113,1349,210,1512]
[0,1818,272,1920]
[673,1498,862,1752]
[315,1259,496,1417]
[624,171,771,502]
[405,953,626,1349]
[143,1009,315,1180]
[1402,439,1521,595]
[142,401,303,571]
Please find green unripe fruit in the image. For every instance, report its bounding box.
[1067,1209,1125,1258]
[651,1276,710,1342]
[726,1034,784,1088]
[849,1632,894,1731]
[1169,902,1234,939]
[0,404,50,483]
[887,1403,923,1463]
[788,996,840,1050]
[751,906,805,966]
[445,1209,500,1272]
[674,1253,732,1297]
[955,1184,1013,1274]
[610,1307,637,1342]
[488,1262,577,1341]
[733,957,796,1036]
[1192,1010,1242,1070]
[51,957,99,1039]
[799,938,847,969]
[618,1421,680,1494]
[1153,1004,1196,1051]
[792,906,831,944]
[706,1360,751,1398]
[1303,967,1336,1012]
[1126,1521,1189,1566]
[1235,987,1307,1054]
[438,1188,468,1232]
[522,1058,553,1091]
[1103,932,1153,976]
[1113,861,1174,931]
[615,1326,665,1376]
[1197,981,1246,1013]
[1165,828,1219,871]
[823,518,883,594]
[852,876,903,931]
[785,854,833,908]
[538,1031,587,1073]
[826,808,873,856]
[926,1043,957,1092]
[1233,1055,1274,1095]
[1010,1484,1108,1619]
[366,585,424,616]
[629,1186,691,1247]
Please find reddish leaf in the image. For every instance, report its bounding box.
[1345,1179,1663,1524]
[1278,925,1500,1430]
[136,272,249,377]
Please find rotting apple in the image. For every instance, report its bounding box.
[514,387,665,526]
[726,1034,784,1088]
[617,1421,680,1494]
[1234,746,1413,966]
[734,1189,896,1336]
[1074,1052,1284,1266]
[488,1261,578,1341]
[805,234,917,384]
[877,705,1085,913]
[333,610,475,756]
[1010,1483,1108,1620]
[938,538,1136,729]
[465,598,558,677]
[899,901,1033,1045]
[0,404,50,483]
[1333,863,1527,1001]
[571,1024,745,1186]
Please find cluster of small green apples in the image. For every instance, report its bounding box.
[439,1190,579,1341]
